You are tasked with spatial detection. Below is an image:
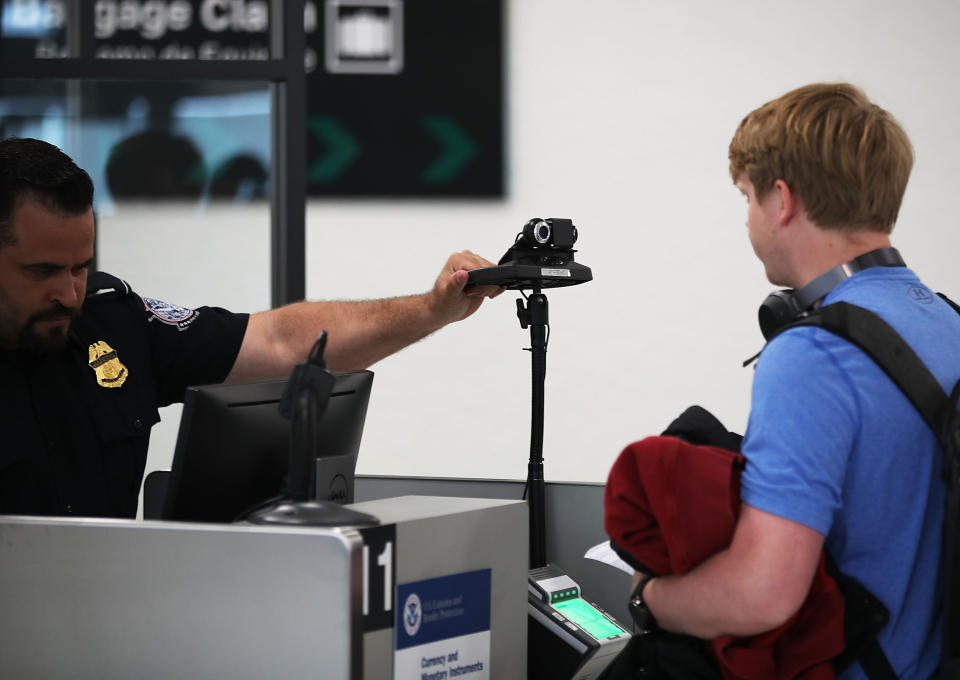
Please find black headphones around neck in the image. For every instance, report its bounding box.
[758,247,905,340]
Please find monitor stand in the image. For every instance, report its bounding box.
[244,331,379,528]
[243,497,379,527]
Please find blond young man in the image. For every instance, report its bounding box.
[634,84,959,679]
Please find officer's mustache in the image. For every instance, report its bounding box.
[28,302,81,326]
[17,303,81,354]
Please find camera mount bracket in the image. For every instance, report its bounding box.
[466,218,593,290]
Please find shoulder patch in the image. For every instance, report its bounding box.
[142,296,199,331]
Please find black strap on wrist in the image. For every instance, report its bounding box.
[629,574,659,634]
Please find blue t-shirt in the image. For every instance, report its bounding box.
[741,266,960,680]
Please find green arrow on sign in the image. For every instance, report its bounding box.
[307,116,361,183]
[421,115,477,184]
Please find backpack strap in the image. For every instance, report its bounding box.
[775,301,960,680]
[940,380,960,680]
[783,303,951,436]
[939,293,960,318]
[825,551,896,680]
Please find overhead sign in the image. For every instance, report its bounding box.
[0,0,505,198]
[307,0,503,197]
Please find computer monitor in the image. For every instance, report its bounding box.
[161,370,374,523]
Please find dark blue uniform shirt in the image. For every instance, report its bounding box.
[0,272,248,518]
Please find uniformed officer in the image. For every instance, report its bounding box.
[0,137,502,518]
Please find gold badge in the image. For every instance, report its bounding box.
[88,341,129,388]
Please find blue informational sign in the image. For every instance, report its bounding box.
[394,569,491,680]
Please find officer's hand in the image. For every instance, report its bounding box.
[428,250,504,325]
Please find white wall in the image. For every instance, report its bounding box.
[97,0,960,504]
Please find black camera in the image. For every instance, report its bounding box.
[519,218,578,249]
[467,217,592,290]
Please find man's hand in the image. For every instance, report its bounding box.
[426,250,504,325]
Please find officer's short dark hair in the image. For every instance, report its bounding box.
[0,137,94,248]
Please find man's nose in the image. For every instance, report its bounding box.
[50,271,82,308]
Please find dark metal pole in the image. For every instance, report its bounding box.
[270,0,307,307]
[526,293,548,569]
[67,2,95,268]
[67,0,94,59]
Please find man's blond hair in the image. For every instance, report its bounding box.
[729,83,914,233]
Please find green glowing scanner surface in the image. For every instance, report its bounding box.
[551,598,625,640]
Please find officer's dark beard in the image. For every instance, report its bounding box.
[19,304,81,355]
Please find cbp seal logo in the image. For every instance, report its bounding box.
[88,341,128,388]
[142,296,198,330]
[402,592,422,637]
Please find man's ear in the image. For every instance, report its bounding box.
[772,179,800,226]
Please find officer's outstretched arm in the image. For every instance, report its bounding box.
[225,250,502,381]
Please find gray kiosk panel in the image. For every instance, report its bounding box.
[0,517,362,680]
[349,496,528,680]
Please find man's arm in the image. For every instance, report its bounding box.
[640,503,824,639]
[225,250,502,381]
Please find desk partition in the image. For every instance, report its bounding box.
[0,495,527,679]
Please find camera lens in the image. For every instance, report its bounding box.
[523,218,552,245]
[534,222,551,244]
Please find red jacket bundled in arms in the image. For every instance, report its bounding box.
[605,434,847,680]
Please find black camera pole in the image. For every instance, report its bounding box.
[518,290,549,569]
[467,217,592,570]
